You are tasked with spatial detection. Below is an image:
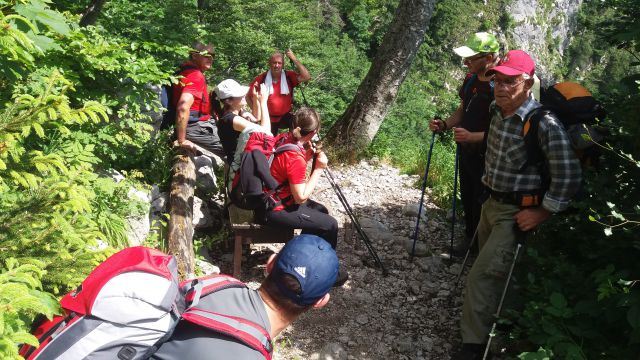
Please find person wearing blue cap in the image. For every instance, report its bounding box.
[151,234,338,360]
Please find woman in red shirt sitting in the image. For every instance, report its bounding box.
[266,107,347,286]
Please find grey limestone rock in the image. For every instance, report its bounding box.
[193,155,217,195]
[404,239,430,257]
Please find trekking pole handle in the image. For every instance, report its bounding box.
[433,114,446,141]
[310,134,322,170]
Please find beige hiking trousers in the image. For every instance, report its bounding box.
[461,197,521,344]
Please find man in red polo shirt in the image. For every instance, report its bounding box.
[248,49,311,134]
[173,41,224,158]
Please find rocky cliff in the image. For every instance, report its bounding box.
[507,0,583,85]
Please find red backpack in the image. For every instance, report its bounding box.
[19,247,273,360]
[229,131,302,212]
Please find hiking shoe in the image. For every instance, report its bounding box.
[450,343,487,360]
[333,270,349,287]
[451,241,479,257]
[450,235,479,257]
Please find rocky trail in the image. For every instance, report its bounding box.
[211,161,469,360]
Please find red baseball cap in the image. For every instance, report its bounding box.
[487,50,535,77]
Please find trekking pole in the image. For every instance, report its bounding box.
[289,58,310,107]
[299,84,310,107]
[410,132,437,260]
[449,144,460,260]
[454,223,479,285]
[483,230,526,360]
[324,167,388,276]
[309,135,387,275]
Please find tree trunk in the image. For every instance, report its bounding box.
[79,0,108,27]
[197,0,207,23]
[325,0,436,162]
[167,148,196,280]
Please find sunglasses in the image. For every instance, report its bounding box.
[464,54,487,62]
[197,50,215,59]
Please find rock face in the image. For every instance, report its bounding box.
[193,155,218,197]
[507,0,583,84]
[125,185,151,247]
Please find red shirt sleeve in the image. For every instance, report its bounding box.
[181,69,205,100]
[285,152,307,185]
[270,144,307,205]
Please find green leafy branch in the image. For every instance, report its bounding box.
[0,258,59,360]
[0,69,108,188]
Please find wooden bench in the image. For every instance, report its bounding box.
[228,205,294,278]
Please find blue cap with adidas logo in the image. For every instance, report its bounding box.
[272,234,339,306]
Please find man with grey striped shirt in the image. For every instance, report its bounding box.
[453,50,581,360]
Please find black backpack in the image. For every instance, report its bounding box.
[521,81,607,185]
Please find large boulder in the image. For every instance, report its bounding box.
[193,155,218,197]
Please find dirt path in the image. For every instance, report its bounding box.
[213,161,467,359]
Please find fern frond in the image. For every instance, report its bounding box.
[3,14,38,34]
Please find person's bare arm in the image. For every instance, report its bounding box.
[248,79,261,119]
[176,92,196,150]
[453,127,485,143]
[429,102,463,132]
[256,83,270,128]
[286,49,310,83]
[290,151,327,204]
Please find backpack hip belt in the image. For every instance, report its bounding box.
[489,189,543,207]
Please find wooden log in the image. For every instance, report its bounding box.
[168,147,196,280]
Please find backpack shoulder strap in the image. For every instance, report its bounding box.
[463,73,496,101]
[268,143,302,167]
[462,74,477,99]
[182,275,246,308]
[521,107,553,171]
[175,65,206,118]
[182,308,272,359]
[274,143,302,155]
[284,71,295,88]
[265,142,303,206]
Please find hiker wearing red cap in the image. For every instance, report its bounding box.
[429,32,500,255]
[452,50,581,360]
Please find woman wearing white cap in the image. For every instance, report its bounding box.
[213,79,271,166]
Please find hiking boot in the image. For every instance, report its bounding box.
[450,343,487,360]
[450,236,478,258]
[333,270,349,287]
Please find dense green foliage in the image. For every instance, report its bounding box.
[499,1,640,358]
[0,0,638,358]
[0,0,175,353]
